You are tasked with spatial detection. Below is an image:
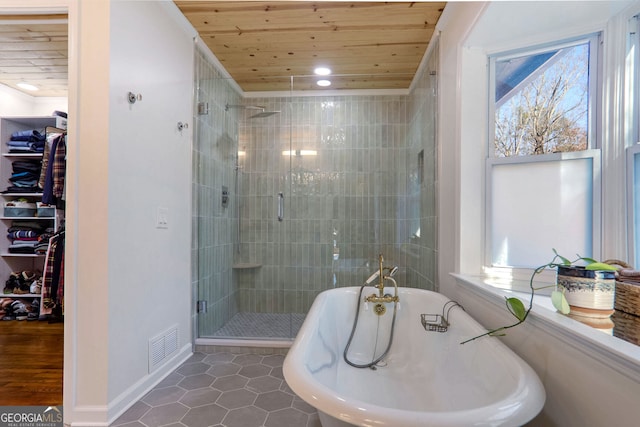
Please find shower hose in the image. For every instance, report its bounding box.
[343,284,398,369]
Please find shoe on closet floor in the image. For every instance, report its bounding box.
[4,272,23,294]
[30,279,42,294]
[1,298,14,310]
[11,300,29,320]
[3,279,16,294]
[2,304,15,320]
[27,299,39,321]
[1,297,15,320]
[21,271,37,281]
[13,284,30,294]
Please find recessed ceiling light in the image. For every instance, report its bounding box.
[16,82,38,91]
[317,80,331,87]
[314,67,332,76]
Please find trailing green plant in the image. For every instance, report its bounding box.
[460,248,617,344]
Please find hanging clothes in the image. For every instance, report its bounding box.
[41,133,66,208]
[52,137,66,200]
[38,130,60,189]
[40,231,64,319]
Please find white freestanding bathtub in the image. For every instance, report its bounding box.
[283,286,545,427]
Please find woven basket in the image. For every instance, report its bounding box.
[615,281,640,317]
[601,260,640,317]
[612,310,640,345]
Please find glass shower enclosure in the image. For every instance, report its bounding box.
[192,42,439,343]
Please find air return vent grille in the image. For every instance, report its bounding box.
[148,325,179,373]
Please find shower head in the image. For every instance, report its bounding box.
[249,110,280,119]
[225,103,280,118]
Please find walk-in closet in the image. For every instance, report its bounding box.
[0,13,67,406]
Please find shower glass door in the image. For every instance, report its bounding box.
[193,43,440,342]
[230,91,300,339]
[192,47,299,340]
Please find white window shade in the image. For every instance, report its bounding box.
[489,151,599,267]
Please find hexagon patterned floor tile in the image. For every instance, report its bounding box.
[111,351,321,427]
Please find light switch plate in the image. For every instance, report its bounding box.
[156,207,169,229]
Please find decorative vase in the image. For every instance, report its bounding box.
[557,266,616,318]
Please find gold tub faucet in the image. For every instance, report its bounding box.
[365,254,399,304]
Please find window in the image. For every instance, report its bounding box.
[628,16,640,269]
[492,37,597,157]
[627,145,640,268]
[487,35,601,268]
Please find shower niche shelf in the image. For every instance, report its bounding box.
[232,263,262,270]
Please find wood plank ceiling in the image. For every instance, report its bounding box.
[0,2,445,97]
[0,14,68,97]
[175,1,446,92]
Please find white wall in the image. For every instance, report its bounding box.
[455,280,640,427]
[438,1,640,425]
[106,0,194,419]
[436,1,487,298]
[32,97,68,117]
[63,0,194,425]
[0,84,36,115]
[0,84,67,117]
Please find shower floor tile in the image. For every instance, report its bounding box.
[209,312,307,339]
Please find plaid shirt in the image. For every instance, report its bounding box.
[42,233,64,311]
[52,136,66,199]
[41,134,66,205]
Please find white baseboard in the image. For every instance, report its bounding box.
[195,337,292,348]
[65,405,108,427]
[66,344,192,427]
[107,343,192,423]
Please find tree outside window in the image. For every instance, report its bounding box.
[493,42,590,157]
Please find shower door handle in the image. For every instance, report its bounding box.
[277,192,284,221]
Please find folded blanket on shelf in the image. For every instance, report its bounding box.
[11,160,42,173]
[6,140,35,147]
[7,221,49,233]
[10,171,39,180]
[9,180,38,188]
[10,130,45,142]
[7,230,37,239]
[8,146,44,154]
[6,133,46,153]
[2,187,41,194]
[8,245,36,254]
[9,240,37,247]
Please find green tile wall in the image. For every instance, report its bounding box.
[193,39,439,336]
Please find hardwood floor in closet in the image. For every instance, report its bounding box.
[0,321,63,405]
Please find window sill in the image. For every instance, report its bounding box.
[452,273,640,383]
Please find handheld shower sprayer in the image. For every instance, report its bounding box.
[364,270,380,286]
[363,265,398,286]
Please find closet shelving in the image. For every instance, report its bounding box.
[0,116,60,299]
